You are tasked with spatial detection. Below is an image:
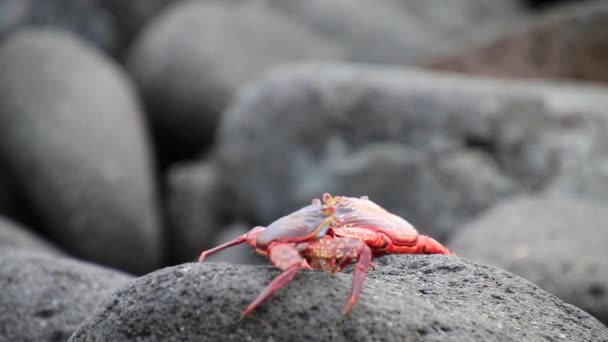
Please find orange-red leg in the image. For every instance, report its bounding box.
[198,226,267,263]
[303,236,372,315]
[332,227,454,255]
[241,243,309,318]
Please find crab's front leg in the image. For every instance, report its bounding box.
[241,242,310,318]
[300,236,373,315]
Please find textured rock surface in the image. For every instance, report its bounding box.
[449,195,608,325]
[127,0,345,161]
[0,251,133,342]
[431,1,608,82]
[69,256,608,341]
[216,63,608,241]
[0,29,162,274]
[0,216,63,255]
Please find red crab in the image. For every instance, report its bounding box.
[199,193,454,318]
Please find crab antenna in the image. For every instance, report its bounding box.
[198,235,247,263]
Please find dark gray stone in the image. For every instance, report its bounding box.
[0,0,29,40]
[449,195,608,325]
[69,256,608,341]
[0,251,133,342]
[25,0,121,55]
[102,0,178,46]
[127,0,345,160]
[167,160,227,263]
[216,63,608,241]
[0,216,64,255]
[0,29,162,274]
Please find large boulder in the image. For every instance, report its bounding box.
[69,256,608,340]
[0,29,162,274]
[0,251,133,342]
[127,0,345,162]
[449,195,608,325]
[215,63,608,241]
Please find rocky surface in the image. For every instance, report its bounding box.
[431,1,608,82]
[215,63,608,241]
[0,216,64,255]
[0,251,133,342]
[449,195,608,325]
[0,29,162,274]
[69,256,608,341]
[127,0,345,161]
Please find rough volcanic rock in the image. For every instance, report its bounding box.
[127,0,345,161]
[215,63,608,241]
[449,195,608,325]
[0,29,162,274]
[0,216,64,255]
[0,251,133,342]
[69,256,608,341]
[430,1,608,83]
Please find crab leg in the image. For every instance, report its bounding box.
[198,226,266,263]
[303,236,372,315]
[241,243,308,318]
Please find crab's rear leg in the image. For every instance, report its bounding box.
[303,236,372,315]
[241,243,310,318]
[198,226,266,263]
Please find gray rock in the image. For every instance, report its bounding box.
[24,0,121,55]
[271,0,527,64]
[167,160,227,262]
[448,195,608,325]
[102,0,178,46]
[0,216,64,255]
[69,256,608,341]
[0,0,29,40]
[0,251,133,342]
[127,0,345,160]
[0,29,162,274]
[216,63,608,241]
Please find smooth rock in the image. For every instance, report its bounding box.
[449,195,608,324]
[431,1,608,82]
[0,0,29,40]
[167,160,228,263]
[24,0,121,55]
[127,0,345,161]
[216,63,608,240]
[0,216,63,255]
[0,251,133,342]
[0,29,162,274]
[69,256,608,341]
